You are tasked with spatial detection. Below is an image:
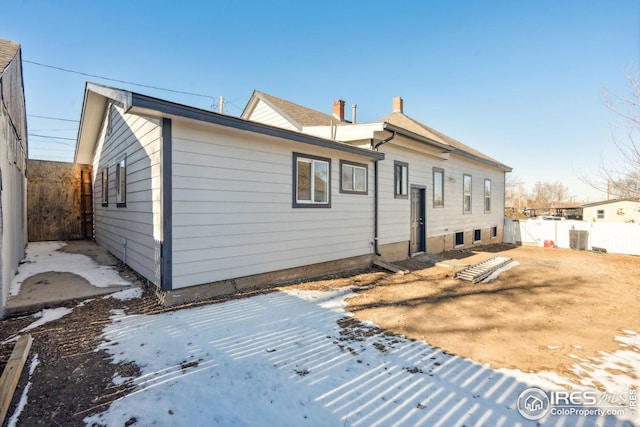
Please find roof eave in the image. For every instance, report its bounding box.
[581,198,640,207]
[383,122,454,153]
[452,149,512,172]
[129,92,384,160]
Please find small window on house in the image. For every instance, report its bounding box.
[463,174,472,213]
[491,226,498,239]
[394,161,408,198]
[455,232,464,247]
[293,153,331,208]
[340,160,367,194]
[596,209,605,220]
[101,168,109,207]
[433,167,444,207]
[116,156,126,207]
[484,179,491,213]
[474,229,481,242]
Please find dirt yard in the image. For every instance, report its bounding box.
[337,244,640,383]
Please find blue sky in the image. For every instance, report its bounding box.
[2,0,639,201]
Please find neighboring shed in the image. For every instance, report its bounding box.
[582,199,640,223]
[0,38,28,317]
[75,83,384,304]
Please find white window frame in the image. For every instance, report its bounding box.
[596,209,606,220]
[484,179,491,213]
[293,152,331,208]
[455,231,464,247]
[433,167,444,207]
[463,174,472,214]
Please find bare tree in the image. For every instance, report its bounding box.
[505,174,525,210]
[581,69,640,200]
[527,181,569,208]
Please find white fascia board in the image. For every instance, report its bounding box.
[387,133,452,160]
[301,122,385,142]
[336,123,385,140]
[299,126,333,140]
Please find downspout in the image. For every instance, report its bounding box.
[372,131,396,256]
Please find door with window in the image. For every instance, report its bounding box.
[410,187,426,254]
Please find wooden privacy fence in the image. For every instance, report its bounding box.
[27,159,93,241]
[503,218,640,256]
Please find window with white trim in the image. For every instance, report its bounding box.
[340,160,367,194]
[463,174,472,213]
[455,232,464,246]
[596,209,605,220]
[394,161,408,198]
[293,153,331,207]
[116,156,126,207]
[484,179,491,213]
[474,229,481,242]
[433,167,444,207]
[491,226,498,239]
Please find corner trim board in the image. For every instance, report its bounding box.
[161,118,173,291]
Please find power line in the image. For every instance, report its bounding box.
[24,60,217,108]
[28,114,79,122]
[28,133,76,141]
[30,128,78,132]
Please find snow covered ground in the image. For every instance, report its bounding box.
[10,242,131,296]
[86,288,638,427]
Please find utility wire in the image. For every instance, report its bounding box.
[24,59,217,108]
[28,114,79,122]
[28,133,76,141]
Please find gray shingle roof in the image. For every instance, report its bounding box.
[254,91,347,128]
[249,90,511,171]
[380,111,511,171]
[0,38,20,74]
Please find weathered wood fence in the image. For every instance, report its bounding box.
[27,159,92,241]
[504,218,640,255]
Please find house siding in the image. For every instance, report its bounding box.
[583,200,640,223]
[246,99,298,131]
[170,120,374,289]
[378,141,506,258]
[92,103,162,286]
[0,45,27,317]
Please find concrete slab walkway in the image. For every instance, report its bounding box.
[5,240,139,316]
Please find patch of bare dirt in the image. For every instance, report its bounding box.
[343,245,640,380]
[0,285,161,427]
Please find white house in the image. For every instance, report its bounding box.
[75,83,384,305]
[582,199,640,223]
[0,38,28,317]
[75,83,511,305]
[242,92,512,260]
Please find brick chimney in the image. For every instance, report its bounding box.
[333,99,345,121]
[393,96,404,113]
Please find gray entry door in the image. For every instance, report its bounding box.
[410,187,426,254]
